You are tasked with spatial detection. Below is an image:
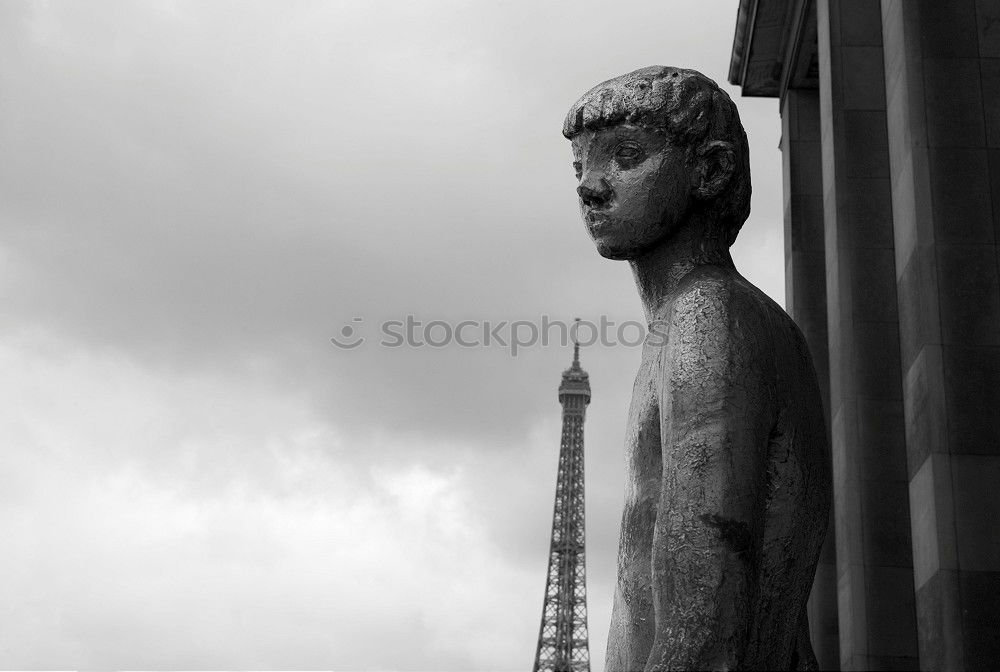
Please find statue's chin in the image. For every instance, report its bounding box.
[596,247,636,261]
[593,238,649,261]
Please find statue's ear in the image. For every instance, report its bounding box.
[692,141,736,202]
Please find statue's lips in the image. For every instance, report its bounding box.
[585,211,615,233]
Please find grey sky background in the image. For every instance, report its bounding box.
[0,1,783,668]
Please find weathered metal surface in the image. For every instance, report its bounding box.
[564,66,830,671]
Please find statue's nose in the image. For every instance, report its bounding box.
[577,178,612,208]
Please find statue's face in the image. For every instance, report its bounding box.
[571,124,693,260]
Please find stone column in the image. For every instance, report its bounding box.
[780,87,840,671]
[816,0,919,668]
[881,0,1000,668]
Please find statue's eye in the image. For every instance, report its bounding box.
[573,161,583,179]
[615,143,644,163]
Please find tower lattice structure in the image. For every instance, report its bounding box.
[533,339,591,672]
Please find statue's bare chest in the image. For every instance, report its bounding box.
[623,345,665,502]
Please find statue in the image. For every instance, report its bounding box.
[564,66,831,670]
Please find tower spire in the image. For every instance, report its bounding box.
[533,340,591,672]
[572,318,580,368]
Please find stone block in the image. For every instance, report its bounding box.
[866,566,919,657]
[923,57,986,148]
[839,0,883,46]
[819,510,838,566]
[930,147,993,244]
[792,144,825,197]
[981,59,1000,147]
[919,0,979,58]
[832,409,863,559]
[959,569,1000,667]
[987,149,1000,240]
[891,158,918,276]
[791,251,829,338]
[842,46,887,110]
[976,0,1000,57]
[854,320,902,400]
[794,89,822,141]
[936,244,1000,347]
[808,552,841,671]
[952,455,1000,569]
[934,453,961,566]
[843,110,891,178]
[896,246,940,373]
[943,345,1000,454]
[785,255,795,313]
[885,71,911,163]
[826,313,845,407]
[909,457,940,588]
[902,347,947,478]
[837,571,856,666]
[881,0,905,73]
[864,655,919,670]
[861,480,913,567]
[845,177,894,249]
[915,569,965,672]
[858,396,908,482]
[790,194,826,251]
[851,246,898,321]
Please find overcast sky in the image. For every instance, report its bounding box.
[0,1,783,669]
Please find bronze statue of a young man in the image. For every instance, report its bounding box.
[565,66,830,671]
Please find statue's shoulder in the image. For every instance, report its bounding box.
[666,265,796,347]
[669,264,770,321]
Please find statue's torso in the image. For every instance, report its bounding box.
[606,271,830,671]
[606,340,664,669]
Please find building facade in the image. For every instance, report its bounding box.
[730,1,1000,669]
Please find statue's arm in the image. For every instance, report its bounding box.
[646,282,772,671]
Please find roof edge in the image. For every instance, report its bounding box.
[728,0,755,86]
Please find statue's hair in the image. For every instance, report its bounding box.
[563,66,751,246]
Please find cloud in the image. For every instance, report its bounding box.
[0,0,782,444]
[0,1,783,668]
[0,333,553,668]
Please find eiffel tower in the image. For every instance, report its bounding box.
[532,335,591,672]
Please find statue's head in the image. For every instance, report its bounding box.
[564,66,751,260]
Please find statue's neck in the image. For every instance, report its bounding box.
[629,214,735,325]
